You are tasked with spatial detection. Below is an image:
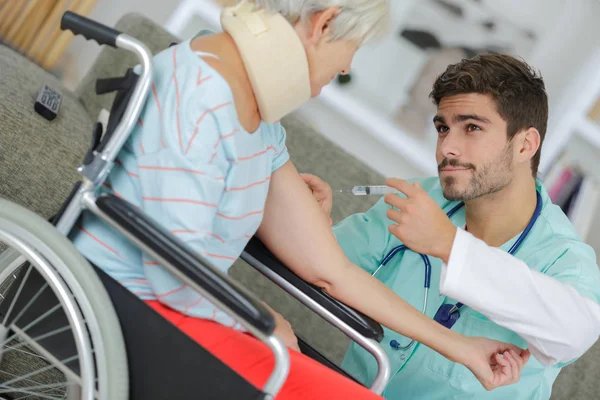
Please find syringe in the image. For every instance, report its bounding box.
[337,185,397,196]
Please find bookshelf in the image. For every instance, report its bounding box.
[539,30,600,246]
[544,131,600,245]
[543,119,600,246]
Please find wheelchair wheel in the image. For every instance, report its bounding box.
[0,198,127,400]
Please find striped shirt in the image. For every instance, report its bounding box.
[70,33,290,330]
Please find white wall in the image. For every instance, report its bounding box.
[530,0,600,110]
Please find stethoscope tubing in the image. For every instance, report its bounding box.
[372,191,543,351]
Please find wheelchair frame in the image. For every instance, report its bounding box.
[54,12,291,398]
[1,10,392,399]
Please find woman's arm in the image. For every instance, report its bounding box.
[257,161,528,390]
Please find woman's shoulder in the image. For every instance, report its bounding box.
[150,37,231,96]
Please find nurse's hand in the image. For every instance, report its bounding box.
[300,173,333,225]
[384,178,456,263]
[461,337,531,390]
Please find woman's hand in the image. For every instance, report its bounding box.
[262,302,300,352]
[300,173,333,225]
[455,336,531,391]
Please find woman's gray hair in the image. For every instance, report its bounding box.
[245,0,389,42]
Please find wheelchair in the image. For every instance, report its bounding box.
[0,11,390,400]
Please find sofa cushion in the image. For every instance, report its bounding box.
[0,45,92,219]
[75,13,180,121]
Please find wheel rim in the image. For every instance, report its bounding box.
[0,220,96,400]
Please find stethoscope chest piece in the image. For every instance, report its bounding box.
[433,303,461,329]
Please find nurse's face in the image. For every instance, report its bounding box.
[434,93,514,202]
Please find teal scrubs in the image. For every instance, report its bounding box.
[333,176,600,399]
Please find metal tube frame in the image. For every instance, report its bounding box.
[81,193,289,397]
[241,251,391,395]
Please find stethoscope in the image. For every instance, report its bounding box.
[372,190,543,351]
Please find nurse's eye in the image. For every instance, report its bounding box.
[467,124,481,132]
[436,125,449,134]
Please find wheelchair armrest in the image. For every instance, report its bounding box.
[95,194,276,335]
[244,237,384,342]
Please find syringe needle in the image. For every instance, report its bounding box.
[336,186,397,195]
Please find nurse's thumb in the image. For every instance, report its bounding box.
[521,349,531,364]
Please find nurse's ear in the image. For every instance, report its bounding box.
[513,127,540,168]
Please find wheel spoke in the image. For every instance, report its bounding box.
[1,304,60,347]
[1,265,33,326]
[3,325,71,355]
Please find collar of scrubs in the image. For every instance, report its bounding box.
[446,179,548,253]
[436,186,544,325]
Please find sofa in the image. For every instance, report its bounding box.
[0,12,597,399]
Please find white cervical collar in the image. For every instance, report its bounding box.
[221,1,311,123]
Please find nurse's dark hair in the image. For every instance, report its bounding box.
[430,54,548,177]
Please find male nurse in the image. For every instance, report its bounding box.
[304,53,600,399]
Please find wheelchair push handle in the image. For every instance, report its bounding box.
[61,11,122,47]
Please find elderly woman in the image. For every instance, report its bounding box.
[71,0,528,398]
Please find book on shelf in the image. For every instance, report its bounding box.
[569,176,600,241]
[548,166,584,212]
[541,150,571,194]
[544,158,600,241]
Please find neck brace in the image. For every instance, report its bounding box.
[221,1,311,123]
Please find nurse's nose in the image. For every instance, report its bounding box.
[439,131,462,158]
